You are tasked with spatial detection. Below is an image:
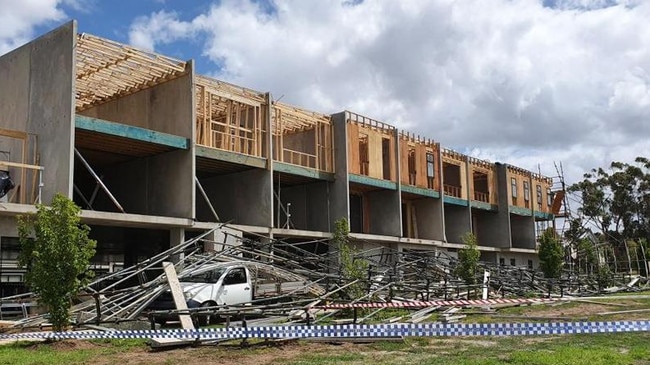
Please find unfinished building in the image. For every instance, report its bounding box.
[0,21,556,296]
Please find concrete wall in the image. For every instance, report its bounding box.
[77,69,195,219]
[473,209,510,248]
[274,181,329,231]
[0,21,76,201]
[88,149,190,218]
[413,198,444,240]
[0,217,19,237]
[197,168,272,227]
[329,113,350,230]
[510,214,536,249]
[367,190,400,236]
[480,251,498,264]
[444,204,471,243]
[79,72,194,139]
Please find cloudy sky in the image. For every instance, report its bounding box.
[1,0,649,185]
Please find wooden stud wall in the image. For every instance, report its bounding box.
[346,112,396,181]
[0,128,40,204]
[271,102,333,172]
[399,132,440,191]
[506,165,533,210]
[195,76,267,158]
[468,156,497,205]
[442,148,468,200]
[532,173,553,214]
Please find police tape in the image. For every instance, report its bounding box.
[1,321,649,341]
[315,297,557,309]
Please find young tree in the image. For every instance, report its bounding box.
[332,218,368,300]
[538,229,564,279]
[18,193,96,332]
[455,232,480,285]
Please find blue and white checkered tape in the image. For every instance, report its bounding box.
[1,321,648,341]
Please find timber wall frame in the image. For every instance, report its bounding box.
[272,101,334,172]
[195,75,268,159]
[0,128,42,204]
[0,21,555,264]
[441,148,468,202]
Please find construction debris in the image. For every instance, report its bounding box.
[0,223,648,336]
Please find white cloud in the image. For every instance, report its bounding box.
[128,0,650,184]
[0,0,72,54]
[128,10,194,51]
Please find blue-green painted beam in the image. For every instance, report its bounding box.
[443,196,469,206]
[349,174,397,190]
[401,184,440,198]
[75,115,189,149]
[509,206,533,216]
[274,162,335,181]
[195,145,267,169]
[534,211,554,220]
[470,200,497,211]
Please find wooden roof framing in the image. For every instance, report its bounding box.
[532,172,553,184]
[468,156,494,171]
[399,131,436,147]
[506,164,532,177]
[196,75,266,107]
[346,111,395,133]
[75,33,187,111]
[272,101,330,135]
[442,148,467,163]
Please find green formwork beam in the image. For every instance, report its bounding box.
[75,115,189,149]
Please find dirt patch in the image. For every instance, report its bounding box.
[90,341,336,365]
[530,303,605,318]
[428,338,498,348]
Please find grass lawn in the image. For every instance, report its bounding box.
[0,296,648,365]
[1,332,648,365]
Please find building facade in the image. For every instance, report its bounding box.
[0,22,556,296]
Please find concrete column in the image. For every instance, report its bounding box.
[395,129,403,237]
[170,228,185,263]
[329,112,350,231]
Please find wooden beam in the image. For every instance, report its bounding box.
[0,128,28,140]
[162,262,195,330]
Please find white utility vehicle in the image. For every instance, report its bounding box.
[150,261,322,324]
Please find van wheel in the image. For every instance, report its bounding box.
[197,301,216,327]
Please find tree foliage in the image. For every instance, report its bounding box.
[17,193,96,331]
[455,232,480,285]
[567,157,650,275]
[538,229,564,279]
[333,218,368,300]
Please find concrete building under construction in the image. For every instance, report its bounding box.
[0,21,559,297]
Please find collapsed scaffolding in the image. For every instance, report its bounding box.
[1,222,647,332]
